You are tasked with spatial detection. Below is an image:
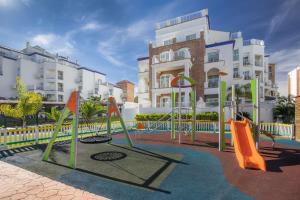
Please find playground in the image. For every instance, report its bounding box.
[0,75,299,200]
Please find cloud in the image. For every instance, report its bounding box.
[265,0,298,41]
[29,21,105,56]
[96,1,180,70]
[0,0,31,8]
[30,33,75,55]
[80,22,103,31]
[269,48,300,96]
[97,41,125,67]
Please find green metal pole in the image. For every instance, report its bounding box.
[219,80,226,151]
[118,113,133,147]
[171,90,176,140]
[107,100,112,144]
[191,89,196,141]
[251,78,260,149]
[221,81,226,150]
[110,97,133,147]
[68,92,79,169]
[42,108,70,161]
[231,84,235,146]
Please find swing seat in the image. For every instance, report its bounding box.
[79,135,112,144]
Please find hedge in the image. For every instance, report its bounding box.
[135,112,218,121]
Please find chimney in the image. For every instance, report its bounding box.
[26,41,30,48]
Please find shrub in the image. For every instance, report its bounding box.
[135,112,218,121]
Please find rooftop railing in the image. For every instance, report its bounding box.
[243,39,264,46]
[156,9,208,30]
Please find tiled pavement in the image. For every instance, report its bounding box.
[0,161,109,200]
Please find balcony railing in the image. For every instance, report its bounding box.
[152,55,190,64]
[208,82,218,88]
[233,74,242,79]
[243,39,264,46]
[243,61,251,66]
[156,9,208,30]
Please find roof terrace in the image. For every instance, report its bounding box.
[155,9,208,30]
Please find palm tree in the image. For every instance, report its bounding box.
[227,83,252,119]
[273,95,295,123]
[80,100,106,135]
[80,100,105,124]
[0,77,42,127]
[43,107,62,123]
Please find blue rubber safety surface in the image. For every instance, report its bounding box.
[58,139,252,200]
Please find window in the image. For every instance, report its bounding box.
[243,55,250,66]
[160,74,171,88]
[175,50,186,60]
[58,95,64,102]
[255,55,262,66]
[160,51,170,62]
[186,33,196,41]
[109,88,113,95]
[233,49,239,61]
[57,70,63,80]
[233,68,239,78]
[208,75,219,88]
[161,97,170,107]
[57,83,63,92]
[208,52,219,63]
[152,56,159,64]
[37,83,43,90]
[0,63,2,75]
[163,39,173,46]
[178,72,185,86]
[243,71,251,80]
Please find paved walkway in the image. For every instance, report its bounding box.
[0,161,108,200]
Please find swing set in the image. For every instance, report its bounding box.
[42,91,133,169]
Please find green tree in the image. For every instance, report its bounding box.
[0,77,42,127]
[80,100,105,124]
[273,95,295,123]
[43,107,62,123]
[227,83,252,119]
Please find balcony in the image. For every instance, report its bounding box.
[244,76,252,80]
[156,9,208,30]
[243,61,252,67]
[152,58,192,72]
[233,74,242,79]
[243,39,264,46]
[152,87,191,95]
[204,82,218,95]
[204,60,226,72]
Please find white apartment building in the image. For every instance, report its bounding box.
[138,9,278,108]
[288,67,300,97]
[0,42,123,103]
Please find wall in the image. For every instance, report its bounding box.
[296,97,300,141]
[155,17,208,46]
[288,67,299,97]
[116,81,135,102]
[122,102,139,121]
[0,57,18,98]
[149,32,206,102]
[56,62,79,102]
